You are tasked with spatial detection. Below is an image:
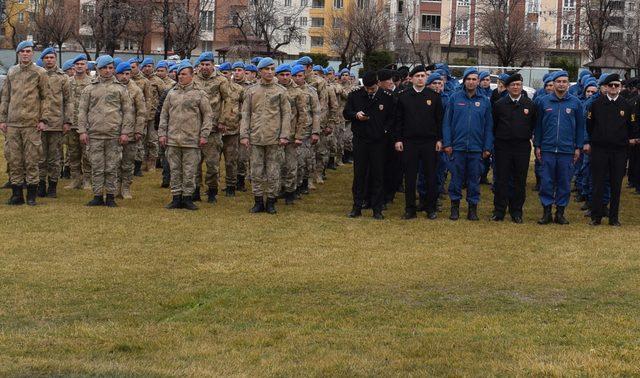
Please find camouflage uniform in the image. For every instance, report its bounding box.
[131,71,151,164]
[160,76,176,90]
[323,81,340,167]
[219,78,244,189]
[67,74,93,188]
[77,76,134,196]
[158,82,213,196]
[237,80,255,181]
[118,79,147,195]
[39,66,71,183]
[296,82,321,187]
[0,61,52,186]
[338,81,354,157]
[240,79,291,199]
[306,72,330,183]
[142,73,165,165]
[280,80,309,193]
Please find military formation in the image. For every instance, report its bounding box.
[2,40,639,225]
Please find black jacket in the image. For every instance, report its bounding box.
[492,95,537,148]
[343,88,395,143]
[587,95,637,149]
[393,86,443,143]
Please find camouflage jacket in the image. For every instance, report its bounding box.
[297,82,322,138]
[0,62,52,128]
[306,73,328,123]
[131,72,152,121]
[240,79,291,146]
[144,73,165,121]
[218,78,245,136]
[193,70,226,129]
[124,80,147,137]
[68,74,93,129]
[160,76,176,91]
[324,81,340,128]
[158,82,213,148]
[43,66,72,131]
[77,76,134,139]
[281,80,309,141]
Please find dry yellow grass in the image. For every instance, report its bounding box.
[1,140,640,376]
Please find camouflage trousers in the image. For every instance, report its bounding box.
[167,146,200,196]
[39,131,63,182]
[6,126,42,186]
[67,129,91,184]
[280,143,298,192]
[314,133,330,178]
[62,132,70,170]
[238,141,250,178]
[118,140,137,189]
[296,138,315,186]
[326,132,337,160]
[136,121,159,161]
[250,144,282,198]
[222,134,239,188]
[88,138,122,196]
[197,132,223,190]
[334,122,346,161]
[343,121,353,152]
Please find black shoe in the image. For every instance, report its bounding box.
[161,177,170,188]
[250,196,265,213]
[590,218,601,226]
[265,197,277,214]
[467,204,479,221]
[416,199,427,212]
[511,216,523,224]
[450,200,460,220]
[584,209,592,217]
[207,188,218,204]
[182,195,198,210]
[155,158,162,169]
[491,213,504,221]
[62,166,71,179]
[538,205,553,225]
[237,176,247,192]
[86,195,105,206]
[284,191,295,205]
[105,194,117,207]
[373,211,384,220]
[348,206,362,218]
[554,206,569,225]
[402,210,417,219]
[225,186,236,197]
[300,179,310,195]
[134,161,143,177]
[362,201,371,210]
[26,184,37,206]
[7,185,24,205]
[342,153,350,164]
[193,186,201,202]
[165,195,182,209]
[327,157,337,170]
[46,180,57,198]
[427,211,437,220]
[608,219,621,226]
[37,180,47,197]
[2,181,11,189]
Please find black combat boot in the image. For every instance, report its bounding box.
[155,158,162,169]
[47,179,57,198]
[7,185,25,205]
[105,194,117,207]
[26,184,38,206]
[62,166,71,179]
[133,160,143,177]
[192,186,201,201]
[207,188,217,203]
[300,179,310,195]
[449,200,460,221]
[327,157,337,170]
[2,181,11,189]
[348,204,362,218]
[417,197,427,212]
[165,195,182,209]
[265,197,277,214]
[225,186,236,197]
[237,175,246,192]
[554,206,569,225]
[86,195,105,206]
[537,205,553,224]
[284,191,295,205]
[373,209,384,220]
[467,204,479,221]
[37,180,47,197]
[250,196,265,213]
[161,176,170,188]
[182,195,198,210]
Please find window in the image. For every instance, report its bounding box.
[357,0,370,7]
[300,0,307,6]
[334,0,343,8]
[299,36,307,45]
[311,36,324,47]
[200,11,213,32]
[121,40,136,50]
[81,3,94,24]
[562,23,574,39]
[526,0,540,13]
[201,40,213,52]
[421,14,441,31]
[284,16,291,25]
[610,16,624,27]
[285,0,292,5]
[398,0,403,13]
[563,0,575,10]
[457,0,470,6]
[455,18,469,35]
[610,1,624,10]
[18,12,24,23]
[312,0,324,8]
[609,32,623,42]
[299,16,307,26]
[333,18,343,28]
[311,17,324,27]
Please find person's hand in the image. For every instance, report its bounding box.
[159,136,167,147]
[583,143,591,154]
[436,141,442,152]
[535,147,542,162]
[295,139,303,146]
[395,142,403,152]
[324,127,333,135]
[573,148,581,163]
[199,137,208,147]
[356,111,368,121]
[119,134,129,145]
[63,123,72,133]
[217,123,227,133]
[629,139,637,146]
[0,123,6,133]
[240,138,250,147]
[311,134,320,145]
[36,121,47,131]
[279,138,288,146]
[79,133,89,145]
[482,150,491,159]
[443,147,453,156]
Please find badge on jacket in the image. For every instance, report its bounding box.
[379,104,384,111]
[524,109,529,115]
[620,110,625,117]
[475,102,480,107]
[566,108,572,114]
[587,111,592,120]
[426,100,432,106]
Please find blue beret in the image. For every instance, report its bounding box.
[141,57,154,67]
[127,57,141,65]
[113,58,123,67]
[39,47,56,60]
[257,57,275,69]
[16,40,34,52]
[550,70,569,81]
[313,65,324,72]
[156,61,169,69]
[245,64,258,72]
[275,64,291,74]
[580,74,593,85]
[219,62,232,71]
[297,56,313,66]
[291,64,305,76]
[116,62,131,74]
[435,63,450,74]
[96,55,114,69]
[583,79,598,90]
[232,61,245,69]
[426,72,443,85]
[339,68,350,76]
[199,51,214,62]
[578,70,590,79]
[251,57,262,65]
[176,62,193,75]
[498,73,510,83]
[72,54,88,64]
[322,68,329,75]
[181,59,191,65]
[87,62,95,71]
[169,64,178,73]
[326,66,335,73]
[543,73,555,85]
[36,58,43,67]
[62,59,74,71]
[479,71,490,80]
[462,67,479,80]
[597,73,610,86]
[434,69,447,78]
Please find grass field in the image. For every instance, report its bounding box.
[1,144,640,376]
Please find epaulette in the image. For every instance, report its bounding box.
[348,85,362,94]
[381,89,393,96]
[274,83,286,91]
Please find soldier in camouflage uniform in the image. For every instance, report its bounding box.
[193,51,226,203]
[37,47,72,198]
[155,61,176,90]
[300,59,329,187]
[337,68,354,164]
[115,62,146,199]
[60,58,75,180]
[217,61,246,197]
[141,58,165,171]
[129,58,150,176]
[159,62,213,211]
[323,67,340,171]
[0,41,53,206]
[240,58,291,214]
[236,63,258,191]
[77,55,134,207]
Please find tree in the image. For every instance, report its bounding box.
[345,0,389,63]
[86,0,135,58]
[0,0,32,50]
[32,0,79,66]
[125,0,159,57]
[475,0,545,66]
[573,0,617,61]
[328,9,360,70]
[394,0,437,66]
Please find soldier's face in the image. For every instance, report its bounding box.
[277,72,291,85]
[507,81,523,98]
[99,64,114,78]
[74,61,87,75]
[200,61,213,76]
[246,71,256,80]
[260,65,275,81]
[428,81,443,93]
[365,85,378,95]
[116,71,131,83]
[142,64,154,75]
[340,73,350,83]
[544,82,554,93]
[234,68,245,80]
[464,74,479,91]
[221,70,231,79]
[43,54,56,69]
[65,68,75,77]
[607,81,622,96]
[18,47,33,64]
[378,79,393,91]
[178,68,194,85]
[585,87,597,97]
[553,78,569,94]
[156,68,167,78]
[480,76,491,88]
[411,72,427,88]
[130,63,139,74]
[293,72,306,86]
[169,72,176,80]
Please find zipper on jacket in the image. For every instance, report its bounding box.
[555,100,560,153]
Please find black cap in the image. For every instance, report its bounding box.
[425,64,437,71]
[601,73,621,85]
[409,65,426,76]
[385,63,398,70]
[377,69,395,82]
[362,71,378,87]
[503,73,523,87]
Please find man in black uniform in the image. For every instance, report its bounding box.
[584,73,638,226]
[491,73,537,223]
[377,68,402,206]
[394,65,444,219]
[344,71,395,219]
